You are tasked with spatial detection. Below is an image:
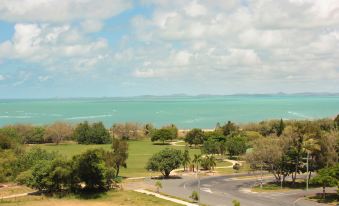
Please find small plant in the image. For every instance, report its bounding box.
[232,199,240,206]
[155,181,162,193]
[233,163,241,173]
[190,190,199,202]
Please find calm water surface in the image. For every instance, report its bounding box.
[0,95,338,128]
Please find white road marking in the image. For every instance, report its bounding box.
[201,187,213,193]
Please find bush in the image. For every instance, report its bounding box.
[190,191,199,202]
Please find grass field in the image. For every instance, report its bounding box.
[0,191,182,206]
[29,140,202,177]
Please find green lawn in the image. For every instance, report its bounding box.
[29,140,201,178]
[0,190,182,206]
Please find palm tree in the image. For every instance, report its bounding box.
[182,149,191,171]
[303,138,320,188]
[192,154,202,172]
[207,155,217,171]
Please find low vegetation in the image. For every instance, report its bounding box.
[0,115,338,204]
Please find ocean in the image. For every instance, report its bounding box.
[0,95,338,128]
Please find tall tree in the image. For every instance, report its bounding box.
[182,148,191,171]
[44,122,73,144]
[185,128,205,147]
[221,121,238,136]
[111,138,128,177]
[192,154,202,172]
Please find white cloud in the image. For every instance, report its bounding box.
[0,23,109,72]
[129,0,339,87]
[38,75,50,81]
[0,0,132,23]
[81,20,103,33]
[0,75,5,81]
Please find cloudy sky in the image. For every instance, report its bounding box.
[0,0,339,98]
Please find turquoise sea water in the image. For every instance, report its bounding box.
[0,95,338,128]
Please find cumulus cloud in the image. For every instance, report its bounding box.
[1,0,339,94]
[0,23,109,72]
[0,0,132,23]
[128,0,339,87]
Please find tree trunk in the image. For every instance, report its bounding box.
[322,185,326,199]
[116,166,120,177]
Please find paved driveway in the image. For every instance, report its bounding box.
[147,174,331,206]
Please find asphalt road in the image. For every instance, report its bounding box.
[148,173,331,206]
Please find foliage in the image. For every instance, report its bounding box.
[335,114,339,128]
[185,128,205,146]
[233,163,241,172]
[110,138,128,177]
[151,128,174,144]
[155,181,162,193]
[13,147,57,178]
[202,138,220,155]
[232,199,241,206]
[162,124,178,139]
[192,154,202,171]
[44,122,73,144]
[74,121,111,144]
[0,149,17,182]
[200,155,217,171]
[182,148,191,171]
[221,121,239,136]
[226,135,248,158]
[146,148,183,177]
[71,149,116,191]
[112,122,143,140]
[311,164,339,198]
[190,190,199,202]
[27,159,72,192]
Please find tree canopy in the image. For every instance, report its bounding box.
[146,148,183,177]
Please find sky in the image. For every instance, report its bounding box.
[0,0,339,98]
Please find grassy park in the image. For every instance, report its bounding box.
[29,140,234,177]
[0,190,182,206]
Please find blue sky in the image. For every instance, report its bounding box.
[0,0,339,98]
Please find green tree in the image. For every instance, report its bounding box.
[146,148,183,177]
[334,114,339,128]
[226,135,247,158]
[91,122,111,144]
[72,149,114,191]
[202,138,220,155]
[311,164,339,199]
[192,154,202,172]
[111,138,128,177]
[185,128,205,147]
[73,121,91,144]
[200,155,216,171]
[222,121,238,136]
[163,124,178,139]
[274,119,285,136]
[28,158,71,192]
[151,128,173,144]
[74,121,111,144]
[182,149,191,171]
